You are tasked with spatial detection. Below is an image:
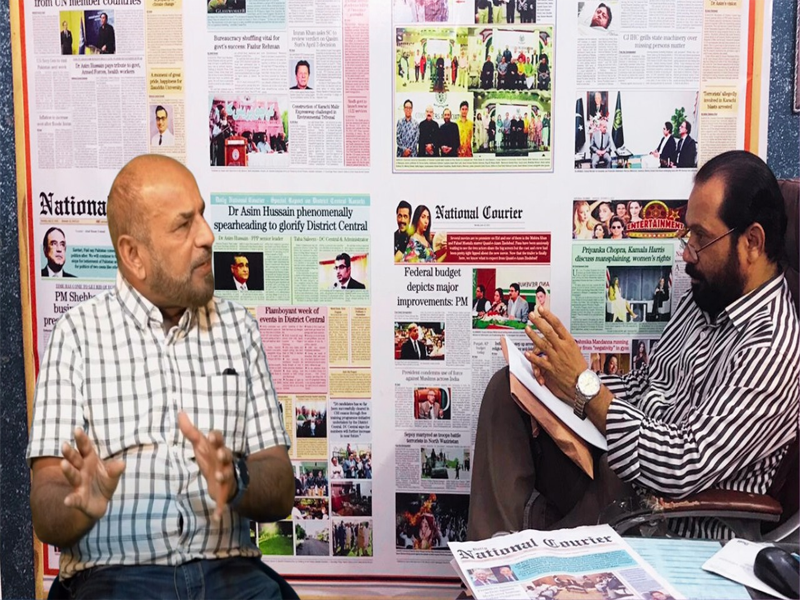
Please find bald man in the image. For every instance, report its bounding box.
[27,155,297,599]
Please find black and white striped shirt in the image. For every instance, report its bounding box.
[602,275,799,538]
[27,273,290,577]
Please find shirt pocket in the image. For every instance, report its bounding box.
[188,374,248,456]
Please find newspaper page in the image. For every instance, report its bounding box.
[392,0,556,172]
[26,0,184,353]
[450,525,685,600]
[569,198,690,338]
[207,192,374,561]
[392,197,550,564]
[573,0,751,170]
[205,0,369,170]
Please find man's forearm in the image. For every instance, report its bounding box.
[235,452,294,522]
[31,470,97,548]
[585,385,614,436]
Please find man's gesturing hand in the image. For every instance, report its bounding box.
[178,412,236,522]
[525,305,588,404]
[61,428,126,519]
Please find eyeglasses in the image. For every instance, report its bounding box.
[334,264,349,270]
[678,227,737,262]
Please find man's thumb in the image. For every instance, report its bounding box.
[106,460,126,481]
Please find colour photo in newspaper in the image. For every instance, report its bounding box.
[394,25,554,172]
[574,90,699,171]
[571,199,687,241]
[571,240,675,335]
[450,524,684,600]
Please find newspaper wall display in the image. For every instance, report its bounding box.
[450,524,685,600]
[16,0,769,587]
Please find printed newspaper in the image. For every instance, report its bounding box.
[449,524,684,600]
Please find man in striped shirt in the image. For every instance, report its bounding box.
[27,155,297,598]
[468,151,799,540]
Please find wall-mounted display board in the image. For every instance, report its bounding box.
[10,0,771,588]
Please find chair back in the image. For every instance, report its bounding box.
[764,432,799,538]
[764,180,800,541]
[779,179,799,311]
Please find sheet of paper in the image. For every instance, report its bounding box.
[505,336,607,450]
[626,538,750,600]
[450,559,472,596]
[702,538,790,600]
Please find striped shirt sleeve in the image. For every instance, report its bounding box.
[600,364,651,405]
[605,343,799,498]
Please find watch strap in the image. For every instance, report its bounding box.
[573,390,589,420]
[230,455,248,509]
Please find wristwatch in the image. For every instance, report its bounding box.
[574,369,602,420]
[230,454,250,509]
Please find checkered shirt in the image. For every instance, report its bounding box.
[27,273,290,578]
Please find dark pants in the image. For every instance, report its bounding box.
[53,557,298,600]
[467,367,635,541]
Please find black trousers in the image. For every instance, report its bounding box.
[467,367,635,541]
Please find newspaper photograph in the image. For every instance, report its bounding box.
[571,199,687,240]
[570,240,677,335]
[393,19,555,172]
[450,524,684,600]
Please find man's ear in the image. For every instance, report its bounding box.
[117,235,147,281]
[742,223,767,264]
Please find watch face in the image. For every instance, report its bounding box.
[578,370,601,397]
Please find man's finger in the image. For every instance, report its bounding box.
[530,316,557,342]
[207,430,225,449]
[525,326,549,352]
[177,412,204,446]
[105,459,126,481]
[538,305,570,340]
[215,462,234,486]
[532,365,546,386]
[216,446,232,466]
[64,492,85,510]
[74,428,95,458]
[525,351,553,373]
[213,504,225,523]
[61,459,82,487]
[62,442,84,470]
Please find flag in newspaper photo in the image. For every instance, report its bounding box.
[612,91,625,149]
[575,98,586,153]
[78,17,85,54]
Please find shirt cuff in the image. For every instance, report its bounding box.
[605,397,646,482]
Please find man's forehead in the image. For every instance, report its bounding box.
[234,257,248,265]
[686,177,725,228]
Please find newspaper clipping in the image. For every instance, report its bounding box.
[450,525,685,600]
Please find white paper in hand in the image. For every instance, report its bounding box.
[505,335,607,450]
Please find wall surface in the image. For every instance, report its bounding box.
[767,0,800,178]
